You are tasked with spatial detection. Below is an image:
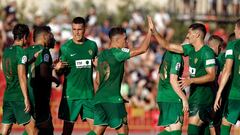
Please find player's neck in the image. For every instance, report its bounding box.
[109,42,120,49]
[35,41,44,47]
[73,37,85,44]
[193,40,204,52]
[13,40,24,47]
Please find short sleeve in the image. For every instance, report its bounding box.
[112,48,130,62]
[93,42,98,57]
[204,49,216,68]
[225,41,235,60]
[182,44,194,56]
[59,47,67,61]
[170,53,182,75]
[17,47,27,65]
[41,49,51,63]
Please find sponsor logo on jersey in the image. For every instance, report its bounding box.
[206,59,215,65]
[44,54,49,62]
[75,59,91,68]
[70,53,76,57]
[21,55,27,64]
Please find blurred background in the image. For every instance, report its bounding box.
[0,0,240,134]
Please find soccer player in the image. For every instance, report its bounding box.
[152,23,189,135]
[91,16,153,135]
[152,23,216,135]
[56,17,98,135]
[1,24,37,135]
[25,26,59,135]
[205,35,224,135]
[214,19,240,135]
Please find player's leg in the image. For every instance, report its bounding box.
[158,102,183,135]
[92,103,108,135]
[62,121,75,135]
[58,99,82,135]
[1,124,13,135]
[82,99,94,131]
[220,99,240,135]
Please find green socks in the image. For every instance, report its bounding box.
[188,124,200,135]
[158,130,171,135]
[86,130,97,135]
[22,131,28,135]
[220,125,231,135]
[171,130,181,135]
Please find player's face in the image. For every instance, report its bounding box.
[45,33,55,48]
[208,39,221,55]
[117,34,128,48]
[234,24,240,38]
[72,23,85,42]
[186,28,198,44]
[23,34,30,46]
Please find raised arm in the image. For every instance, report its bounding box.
[129,16,152,57]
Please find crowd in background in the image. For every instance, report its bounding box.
[0,1,234,112]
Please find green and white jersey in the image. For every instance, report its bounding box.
[2,45,27,101]
[60,39,98,100]
[157,51,184,103]
[25,44,52,101]
[182,44,216,105]
[224,39,240,100]
[94,48,130,104]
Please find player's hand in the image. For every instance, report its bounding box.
[34,50,43,58]
[182,98,189,113]
[179,77,192,90]
[92,57,98,67]
[147,16,154,32]
[54,60,68,70]
[24,98,31,113]
[214,92,222,112]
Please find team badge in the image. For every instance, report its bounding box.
[88,50,93,56]
[194,58,198,64]
[21,55,27,64]
[44,54,49,62]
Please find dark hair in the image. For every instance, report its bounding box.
[108,27,126,39]
[33,25,51,42]
[236,18,240,28]
[208,35,224,47]
[189,23,207,39]
[228,33,236,42]
[12,23,30,40]
[72,17,86,26]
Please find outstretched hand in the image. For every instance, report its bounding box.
[147,16,155,32]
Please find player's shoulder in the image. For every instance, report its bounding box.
[203,45,215,54]
[85,38,98,47]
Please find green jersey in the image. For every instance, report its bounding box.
[224,39,240,100]
[25,45,52,101]
[94,48,130,104]
[182,44,216,105]
[157,51,184,103]
[2,45,27,101]
[217,52,225,74]
[60,39,98,100]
